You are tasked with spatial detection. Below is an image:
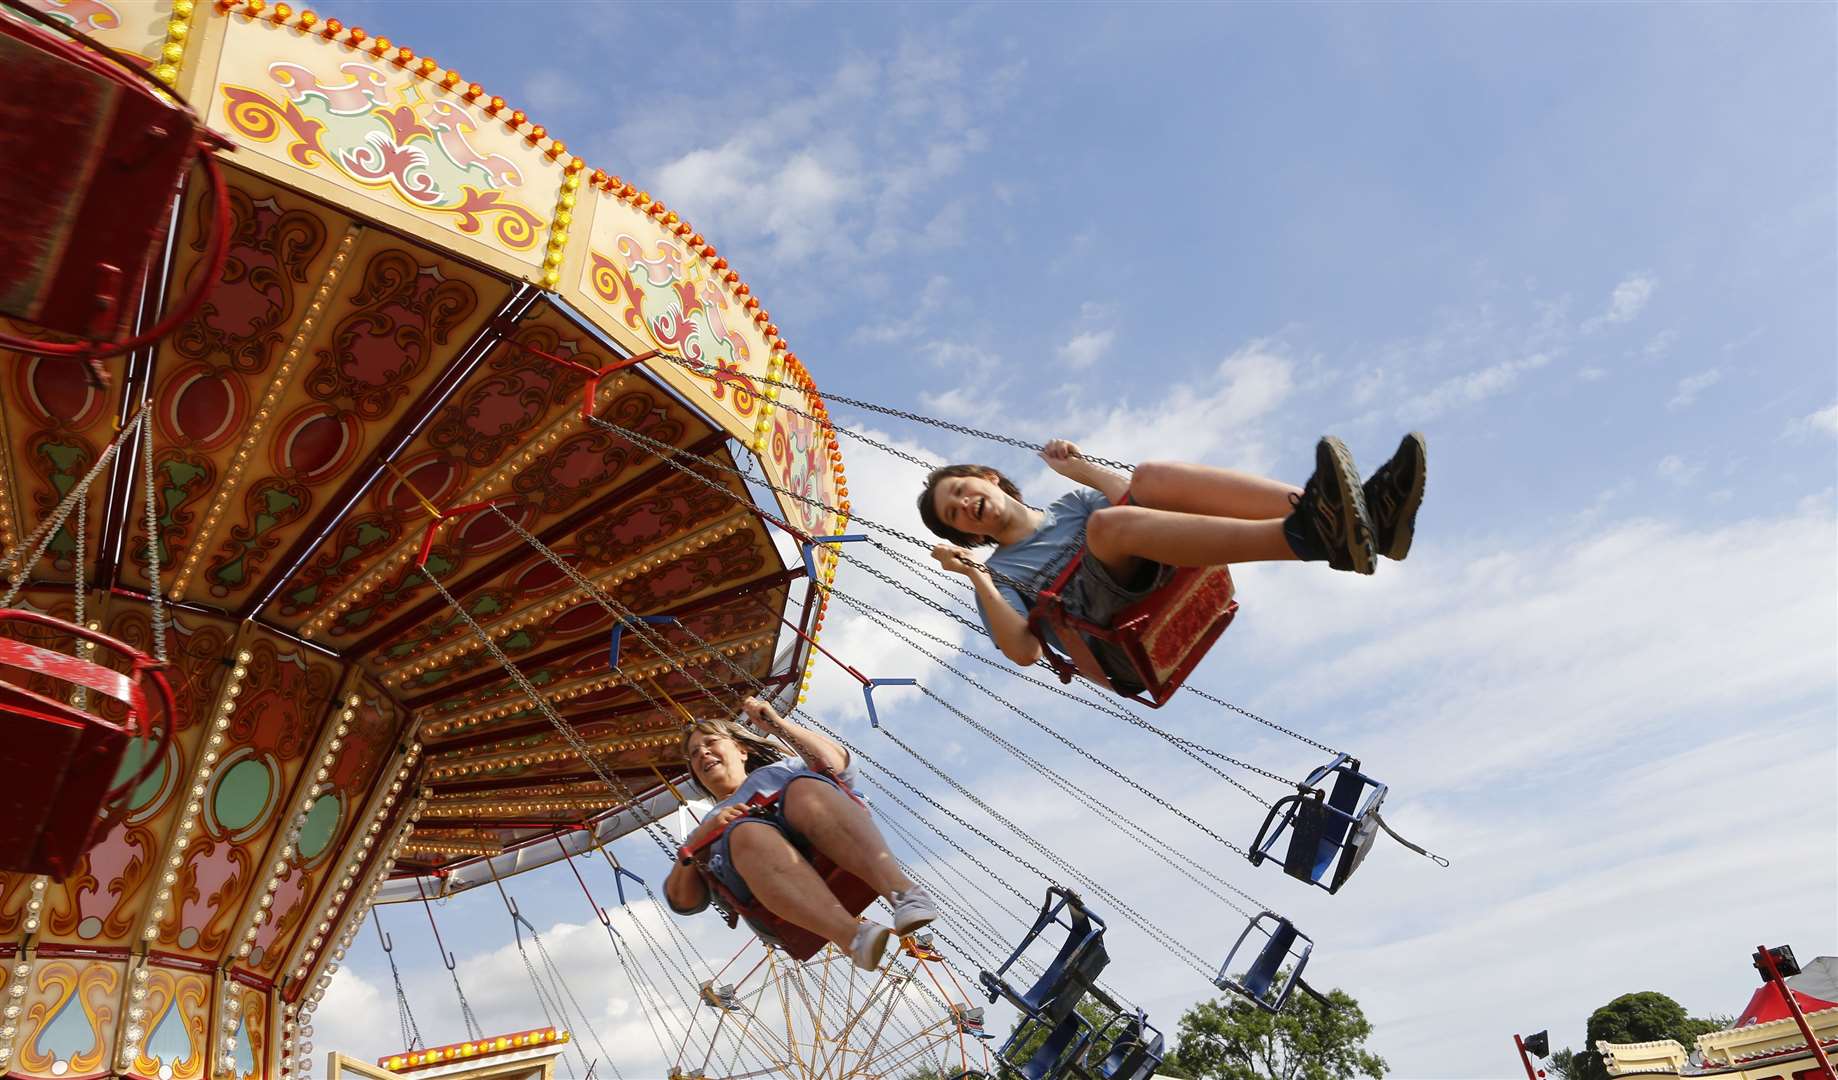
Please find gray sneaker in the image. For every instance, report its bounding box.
[1362,433,1427,561]
[890,885,940,934]
[850,921,892,971]
[1282,437,1376,575]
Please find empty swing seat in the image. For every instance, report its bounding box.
[980,887,1110,1025]
[1079,1010,1163,1080]
[1247,754,1387,895]
[1002,1008,1098,1080]
[1215,912,1314,1013]
[680,788,878,962]
[0,8,207,343]
[1029,497,1238,708]
[0,610,175,878]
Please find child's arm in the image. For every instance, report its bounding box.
[1041,439,1129,504]
[932,545,1044,666]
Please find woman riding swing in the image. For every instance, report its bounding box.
[664,697,938,970]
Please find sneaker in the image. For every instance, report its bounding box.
[1363,432,1427,561]
[850,920,893,971]
[1282,437,1375,575]
[890,885,939,934]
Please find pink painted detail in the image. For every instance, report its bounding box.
[275,409,355,481]
[249,864,306,956]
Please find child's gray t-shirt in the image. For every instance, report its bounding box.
[975,488,1108,653]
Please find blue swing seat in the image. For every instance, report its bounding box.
[1001,1008,1098,1080]
[980,887,1110,1025]
[1079,1011,1164,1080]
[1247,754,1387,895]
[1215,912,1314,1013]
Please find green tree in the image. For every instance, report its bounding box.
[1174,983,1386,1080]
[1552,992,1731,1080]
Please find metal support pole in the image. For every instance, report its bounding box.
[1512,1035,1539,1080]
[1756,946,1836,1080]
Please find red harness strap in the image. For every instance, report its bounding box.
[1025,496,1240,708]
[680,782,878,961]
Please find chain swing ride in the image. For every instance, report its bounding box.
[0,5,1451,1080]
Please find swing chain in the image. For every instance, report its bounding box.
[140,399,168,663]
[0,409,145,607]
[646,350,1137,473]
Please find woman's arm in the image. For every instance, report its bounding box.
[930,546,1044,666]
[740,697,851,775]
[1041,439,1130,504]
[664,858,710,914]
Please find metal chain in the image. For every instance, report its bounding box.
[877,713,1215,981]
[830,583,1297,794]
[139,401,168,662]
[374,913,424,1052]
[0,409,144,606]
[1178,684,1341,756]
[841,594,1270,904]
[647,350,1136,473]
[418,568,684,862]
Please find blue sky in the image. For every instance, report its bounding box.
[314,3,1836,1078]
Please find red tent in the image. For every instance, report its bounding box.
[1736,982,1838,1027]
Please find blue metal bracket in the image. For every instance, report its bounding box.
[609,615,680,670]
[611,864,645,907]
[801,534,868,581]
[862,678,916,728]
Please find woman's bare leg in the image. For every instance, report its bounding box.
[728,820,861,947]
[1127,461,1299,520]
[1086,504,1296,572]
[781,778,914,898]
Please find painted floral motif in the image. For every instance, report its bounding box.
[590,240,762,417]
[18,959,119,1076]
[770,401,832,536]
[221,60,545,252]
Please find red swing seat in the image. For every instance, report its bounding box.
[1028,527,1239,709]
[0,609,176,879]
[681,787,879,961]
[0,1,227,368]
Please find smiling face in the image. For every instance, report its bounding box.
[685,729,749,798]
[930,472,1012,544]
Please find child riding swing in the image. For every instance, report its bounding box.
[920,434,1427,700]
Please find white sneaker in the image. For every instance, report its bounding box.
[849,921,892,971]
[890,885,939,934]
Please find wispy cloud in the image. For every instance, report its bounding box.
[1397,353,1550,424]
[1583,272,1657,332]
[1657,453,1701,486]
[1668,368,1722,410]
[1057,329,1116,370]
[1785,401,1838,440]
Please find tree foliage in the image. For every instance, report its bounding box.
[1551,992,1731,1080]
[1174,984,1386,1080]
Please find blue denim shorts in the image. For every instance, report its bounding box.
[703,770,848,910]
[1063,554,1176,693]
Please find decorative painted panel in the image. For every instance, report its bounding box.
[152,629,338,961]
[11,957,121,1080]
[205,10,563,278]
[12,0,172,68]
[122,967,208,1080]
[115,169,347,599]
[0,353,123,588]
[34,610,238,951]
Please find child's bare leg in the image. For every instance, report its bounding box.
[1127,461,1299,520]
[729,820,862,947]
[781,778,913,898]
[1086,505,1295,572]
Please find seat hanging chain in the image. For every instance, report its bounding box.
[0,408,146,607]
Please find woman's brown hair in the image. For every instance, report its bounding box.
[679,716,786,789]
[917,464,1025,547]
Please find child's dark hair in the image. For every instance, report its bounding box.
[917,465,1025,547]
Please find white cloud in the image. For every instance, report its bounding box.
[1785,401,1838,440]
[1656,453,1701,486]
[1057,329,1116,370]
[1397,353,1550,424]
[1668,368,1722,410]
[1583,273,1656,331]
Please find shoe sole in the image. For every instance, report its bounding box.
[1321,436,1376,575]
[1382,432,1427,561]
[852,924,892,971]
[894,910,938,935]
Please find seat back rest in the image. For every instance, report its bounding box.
[1008,1010,1094,1080]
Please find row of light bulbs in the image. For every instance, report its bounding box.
[169,231,359,602]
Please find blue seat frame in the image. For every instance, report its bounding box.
[979,887,1110,1025]
[1215,911,1314,1013]
[1247,754,1387,894]
[1000,1010,1098,1080]
[1079,1010,1163,1080]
